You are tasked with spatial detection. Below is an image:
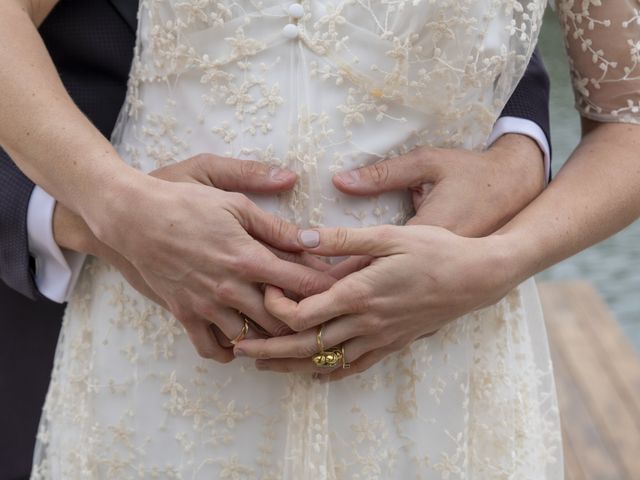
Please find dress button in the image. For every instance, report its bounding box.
[288,3,304,19]
[282,23,300,39]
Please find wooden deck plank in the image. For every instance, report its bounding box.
[538,281,640,480]
[566,283,640,423]
[545,311,622,480]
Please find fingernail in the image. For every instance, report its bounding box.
[336,170,360,185]
[234,349,246,357]
[269,167,291,182]
[299,230,320,248]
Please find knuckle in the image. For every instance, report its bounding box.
[297,272,322,297]
[211,281,237,304]
[239,159,264,178]
[295,343,317,358]
[272,322,294,337]
[360,315,384,333]
[194,343,216,359]
[288,310,311,332]
[334,227,351,251]
[370,161,391,187]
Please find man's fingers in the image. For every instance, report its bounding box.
[263,284,356,332]
[332,149,441,195]
[194,155,297,193]
[235,309,362,358]
[296,226,400,257]
[266,245,332,272]
[239,202,304,252]
[183,317,235,363]
[229,284,293,337]
[253,255,337,298]
[254,334,391,374]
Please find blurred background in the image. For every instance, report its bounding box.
[537,9,640,352]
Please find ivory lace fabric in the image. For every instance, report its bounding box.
[558,0,640,123]
[32,1,564,478]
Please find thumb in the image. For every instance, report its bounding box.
[332,148,441,196]
[296,226,399,257]
[193,154,297,193]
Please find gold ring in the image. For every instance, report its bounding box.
[341,345,350,369]
[231,316,250,345]
[316,324,325,354]
[312,347,343,368]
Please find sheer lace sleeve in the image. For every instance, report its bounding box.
[558,0,640,123]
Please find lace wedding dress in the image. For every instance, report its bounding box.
[29,0,576,478]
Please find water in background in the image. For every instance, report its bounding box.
[537,9,640,351]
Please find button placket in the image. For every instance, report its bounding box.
[282,3,304,39]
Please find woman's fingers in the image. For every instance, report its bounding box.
[234,312,365,359]
[253,334,391,374]
[253,252,337,298]
[262,284,359,332]
[326,255,372,280]
[296,225,400,257]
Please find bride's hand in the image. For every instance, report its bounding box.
[234,225,517,378]
[57,154,336,362]
[325,132,546,280]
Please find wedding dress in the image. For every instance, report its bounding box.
[28,0,583,478]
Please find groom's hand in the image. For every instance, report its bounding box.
[334,133,545,237]
[55,154,336,362]
[325,133,546,280]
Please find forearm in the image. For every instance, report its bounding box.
[0,1,142,218]
[498,120,640,281]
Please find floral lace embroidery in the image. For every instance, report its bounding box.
[558,0,640,122]
[32,1,562,479]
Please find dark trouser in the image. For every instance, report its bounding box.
[0,283,63,480]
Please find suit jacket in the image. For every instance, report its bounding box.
[0,2,135,478]
[0,1,549,478]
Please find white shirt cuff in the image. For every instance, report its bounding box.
[487,116,551,183]
[27,186,86,303]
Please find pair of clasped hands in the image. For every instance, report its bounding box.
[58,134,544,380]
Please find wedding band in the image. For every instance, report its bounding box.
[231,316,250,345]
[341,345,350,369]
[312,347,343,368]
[316,324,325,354]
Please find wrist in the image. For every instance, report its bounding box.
[487,133,546,197]
[486,230,540,288]
[79,167,159,245]
[53,202,102,257]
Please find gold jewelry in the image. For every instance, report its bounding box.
[341,345,350,369]
[316,324,325,354]
[231,316,250,345]
[312,347,343,368]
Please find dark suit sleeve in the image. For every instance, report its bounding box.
[499,47,551,153]
[0,0,135,301]
[0,152,41,300]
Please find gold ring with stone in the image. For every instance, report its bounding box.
[312,347,343,368]
[231,315,250,345]
[341,345,350,369]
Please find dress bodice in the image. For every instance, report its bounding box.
[114,0,546,227]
